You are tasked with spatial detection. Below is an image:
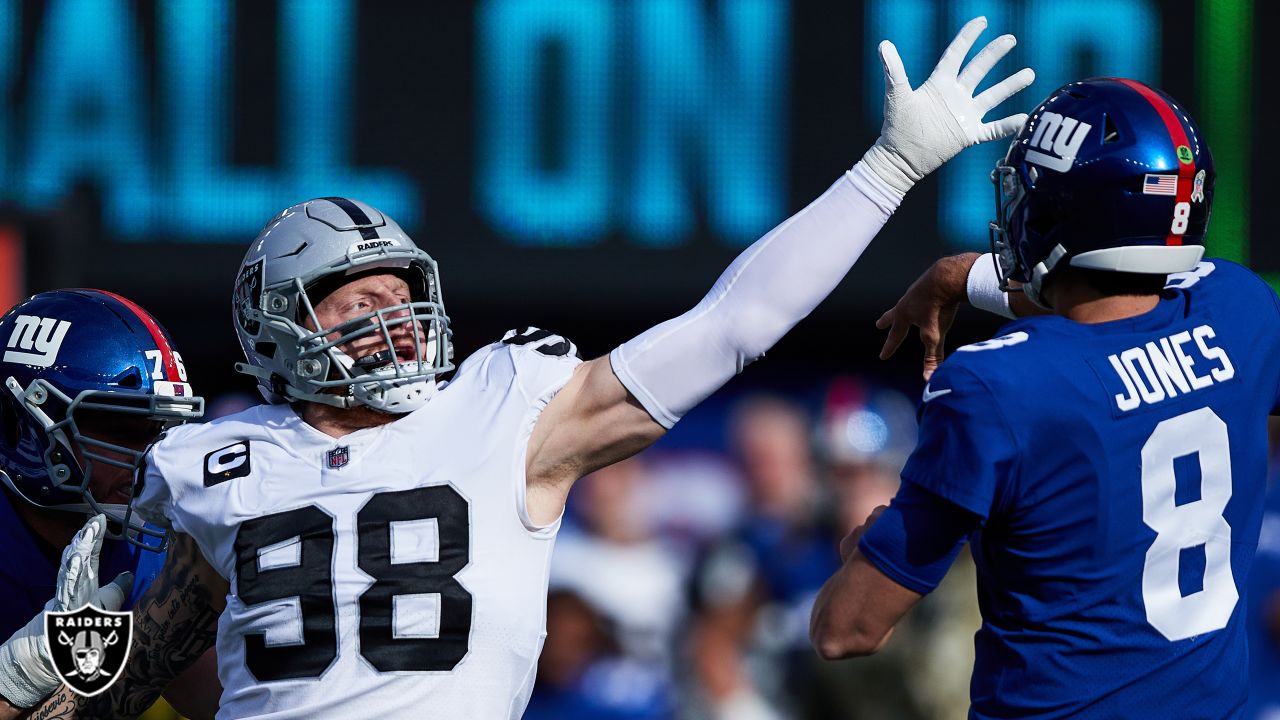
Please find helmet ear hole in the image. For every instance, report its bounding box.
[1103,114,1120,144]
[112,368,143,389]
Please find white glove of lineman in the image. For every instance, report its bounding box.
[0,515,134,708]
[861,16,1035,196]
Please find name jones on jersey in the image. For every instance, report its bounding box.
[1107,324,1234,412]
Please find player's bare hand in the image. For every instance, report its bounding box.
[877,254,976,381]
[839,505,888,563]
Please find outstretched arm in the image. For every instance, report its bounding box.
[20,532,227,719]
[526,17,1034,506]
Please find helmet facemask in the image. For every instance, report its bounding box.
[988,163,1024,289]
[0,375,203,550]
[989,160,1063,309]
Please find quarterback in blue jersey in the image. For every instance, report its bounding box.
[811,78,1273,719]
[0,290,206,715]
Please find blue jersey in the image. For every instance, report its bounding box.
[0,488,167,640]
[899,260,1278,719]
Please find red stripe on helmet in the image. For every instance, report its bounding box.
[1114,78,1195,246]
[88,289,181,381]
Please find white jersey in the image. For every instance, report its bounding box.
[135,330,581,719]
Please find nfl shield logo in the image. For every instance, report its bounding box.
[44,605,132,697]
[326,446,350,469]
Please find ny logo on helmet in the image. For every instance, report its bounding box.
[1025,112,1092,173]
[43,604,132,697]
[3,315,71,367]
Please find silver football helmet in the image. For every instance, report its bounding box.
[232,197,453,413]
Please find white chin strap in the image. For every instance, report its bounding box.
[250,365,438,413]
[332,350,438,413]
[352,367,437,413]
[1025,244,1069,309]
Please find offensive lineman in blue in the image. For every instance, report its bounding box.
[811,78,1272,718]
[0,290,214,717]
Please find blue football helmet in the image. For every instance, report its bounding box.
[0,290,204,548]
[989,77,1214,307]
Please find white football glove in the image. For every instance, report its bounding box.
[861,16,1035,196]
[0,515,134,708]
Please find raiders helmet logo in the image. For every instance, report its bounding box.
[43,605,132,697]
[233,259,265,336]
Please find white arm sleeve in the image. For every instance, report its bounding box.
[610,161,902,428]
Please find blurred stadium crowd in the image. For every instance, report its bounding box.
[140,377,1280,720]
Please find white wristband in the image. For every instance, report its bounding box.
[966,252,1016,319]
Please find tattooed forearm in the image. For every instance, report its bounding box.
[86,532,223,718]
[23,533,225,720]
[19,687,76,720]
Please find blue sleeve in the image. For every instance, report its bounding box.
[122,525,168,609]
[899,363,1020,518]
[858,481,982,594]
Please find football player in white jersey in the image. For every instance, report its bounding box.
[22,18,1033,719]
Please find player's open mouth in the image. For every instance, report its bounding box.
[352,346,419,373]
